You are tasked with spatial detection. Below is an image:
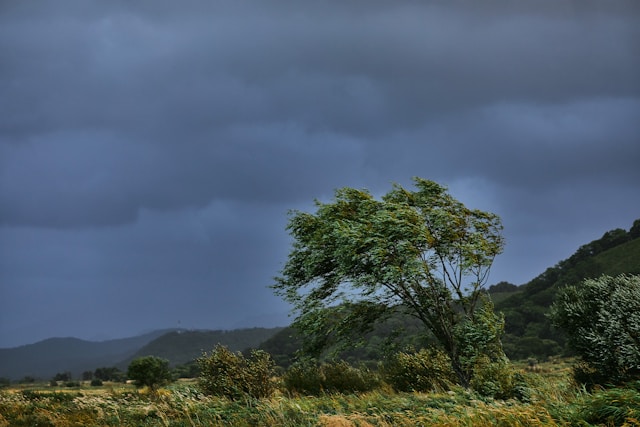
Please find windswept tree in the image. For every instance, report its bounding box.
[273,178,506,386]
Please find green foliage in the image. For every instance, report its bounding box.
[283,359,380,395]
[273,177,505,387]
[94,366,124,382]
[381,348,456,392]
[127,356,172,389]
[470,356,531,401]
[453,298,506,377]
[576,383,640,426]
[172,360,200,378]
[90,378,103,386]
[550,274,640,387]
[197,344,276,400]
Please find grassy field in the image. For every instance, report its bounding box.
[1,360,639,426]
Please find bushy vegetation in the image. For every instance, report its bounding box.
[550,274,640,388]
[283,359,380,395]
[2,363,640,427]
[197,344,276,400]
[381,348,456,392]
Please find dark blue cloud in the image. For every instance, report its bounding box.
[1,0,639,347]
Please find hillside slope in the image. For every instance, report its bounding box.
[0,329,172,381]
[497,223,640,359]
[119,327,284,368]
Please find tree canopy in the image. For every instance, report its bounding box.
[127,356,172,390]
[273,178,505,386]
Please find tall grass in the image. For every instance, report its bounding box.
[1,365,638,426]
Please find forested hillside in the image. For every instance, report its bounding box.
[120,327,283,369]
[497,220,640,359]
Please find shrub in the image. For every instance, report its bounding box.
[382,348,456,392]
[550,274,640,387]
[283,359,380,395]
[90,378,103,386]
[197,345,276,400]
[282,359,324,396]
[470,356,531,401]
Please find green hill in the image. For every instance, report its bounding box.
[0,330,172,381]
[496,221,640,360]
[120,327,284,369]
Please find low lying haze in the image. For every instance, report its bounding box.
[1,1,639,347]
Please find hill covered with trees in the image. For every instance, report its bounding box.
[497,219,640,359]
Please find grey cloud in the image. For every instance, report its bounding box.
[1,0,638,347]
[2,1,638,139]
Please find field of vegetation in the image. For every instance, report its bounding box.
[2,193,637,426]
[1,358,639,426]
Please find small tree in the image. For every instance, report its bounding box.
[550,274,640,387]
[273,178,505,387]
[127,356,172,390]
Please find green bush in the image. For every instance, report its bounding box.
[469,356,531,401]
[282,359,324,395]
[550,274,640,387]
[197,345,276,400]
[283,359,380,395]
[90,378,103,386]
[382,348,456,392]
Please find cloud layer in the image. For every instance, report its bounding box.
[1,0,639,347]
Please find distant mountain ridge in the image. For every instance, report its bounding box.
[0,327,282,381]
[0,329,172,381]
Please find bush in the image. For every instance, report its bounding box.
[469,356,531,401]
[382,348,456,392]
[282,359,324,396]
[283,359,380,395]
[90,378,103,386]
[550,274,640,387]
[197,345,276,400]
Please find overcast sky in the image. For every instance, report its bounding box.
[1,0,639,348]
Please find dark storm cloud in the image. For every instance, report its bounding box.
[1,0,639,347]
